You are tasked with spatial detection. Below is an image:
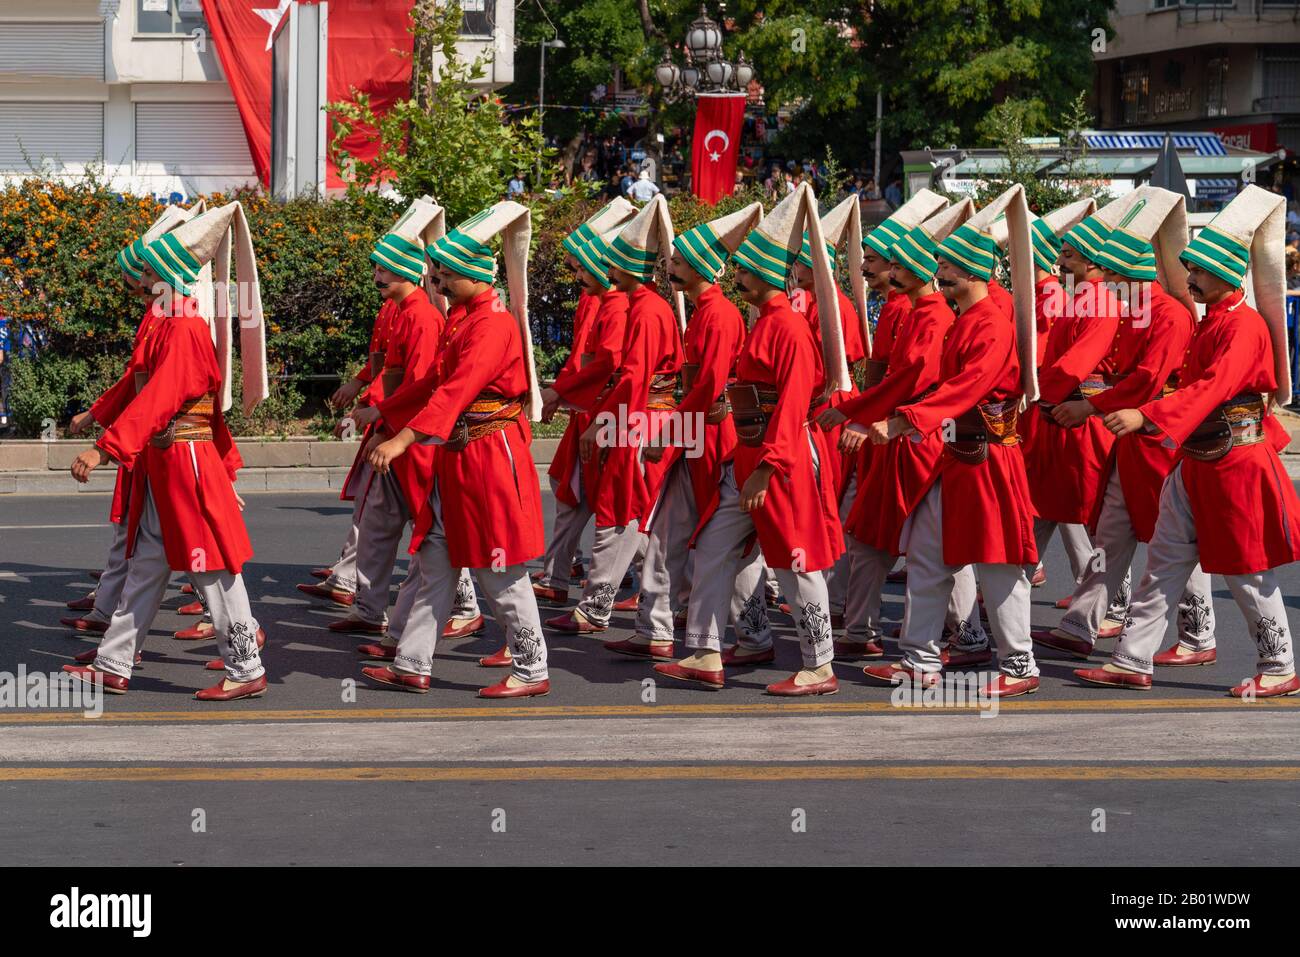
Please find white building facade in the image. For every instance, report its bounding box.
[0,0,513,200]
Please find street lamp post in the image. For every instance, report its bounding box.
[538,36,566,183]
[654,4,756,103]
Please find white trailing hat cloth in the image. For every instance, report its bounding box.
[798,194,869,356]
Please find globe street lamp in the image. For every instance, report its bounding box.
[655,4,755,102]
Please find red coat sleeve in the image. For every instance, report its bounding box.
[758,319,818,479]
[838,302,948,426]
[898,314,1013,439]
[1037,291,1120,404]
[679,304,741,417]
[404,319,509,441]
[89,370,138,428]
[1088,297,1193,415]
[553,294,628,411]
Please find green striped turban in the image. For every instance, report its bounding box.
[427,228,495,283]
[1092,229,1156,281]
[796,231,837,271]
[141,232,202,295]
[733,227,798,289]
[936,223,1000,282]
[1061,215,1111,263]
[1179,225,1249,288]
[606,233,658,282]
[370,233,427,284]
[117,239,146,280]
[562,222,599,260]
[571,233,614,290]
[675,221,730,283]
[863,217,906,260]
[891,225,941,282]
[1030,218,1062,274]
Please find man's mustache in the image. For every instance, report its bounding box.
[668,272,687,286]
[888,278,904,289]
[936,278,956,288]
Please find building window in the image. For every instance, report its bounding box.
[459,0,495,37]
[1261,54,1300,112]
[1120,60,1149,125]
[136,0,207,37]
[1205,56,1228,117]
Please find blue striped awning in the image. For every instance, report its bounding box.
[1192,177,1239,197]
[1084,131,1227,156]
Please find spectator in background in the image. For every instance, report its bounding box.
[629,169,660,203]
[864,178,881,201]
[507,170,527,199]
[1287,245,1300,291]
[884,178,903,209]
[620,164,637,197]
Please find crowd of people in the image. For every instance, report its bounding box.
[53,175,1300,703]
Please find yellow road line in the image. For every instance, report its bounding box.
[0,696,1296,724]
[0,765,1296,782]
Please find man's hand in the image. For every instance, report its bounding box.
[329,378,363,411]
[1103,409,1147,437]
[868,417,900,446]
[839,422,870,453]
[349,405,381,430]
[740,463,775,513]
[71,447,108,484]
[1051,398,1095,428]
[234,492,247,511]
[540,386,562,423]
[579,421,603,464]
[817,407,847,431]
[67,411,95,437]
[367,428,414,474]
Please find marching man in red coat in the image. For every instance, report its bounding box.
[1076,185,1300,697]
[652,182,847,696]
[534,199,637,596]
[861,184,1042,698]
[63,202,270,701]
[1033,186,1213,662]
[360,201,552,699]
[544,195,684,634]
[818,200,972,660]
[602,202,773,662]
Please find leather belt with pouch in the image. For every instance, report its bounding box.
[725,383,778,448]
[647,372,679,412]
[381,365,404,396]
[947,400,1020,465]
[681,362,730,424]
[444,392,524,453]
[368,350,386,379]
[1182,392,1266,462]
[1038,372,1108,426]
[149,394,216,449]
[863,358,888,389]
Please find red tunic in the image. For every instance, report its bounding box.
[729,292,843,571]
[98,299,252,574]
[1023,278,1121,523]
[897,294,1037,566]
[1017,275,1064,454]
[1085,282,1195,542]
[988,279,1014,319]
[341,298,399,502]
[1140,290,1300,575]
[871,289,909,366]
[842,291,958,554]
[544,290,600,498]
[805,288,866,499]
[375,288,444,513]
[548,288,630,515]
[380,287,544,568]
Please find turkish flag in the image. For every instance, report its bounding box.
[690,93,746,206]
[199,1,415,189]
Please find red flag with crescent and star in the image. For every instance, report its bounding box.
[690,93,746,206]
[198,0,415,189]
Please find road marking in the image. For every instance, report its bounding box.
[0,524,107,530]
[0,765,1296,783]
[0,696,1296,725]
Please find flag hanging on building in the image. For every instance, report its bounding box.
[199,0,415,189]
[690,93,746,205]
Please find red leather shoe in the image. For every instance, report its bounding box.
[982,674,1040,698]
[1153,642,1217,667]
[1030,567,1047,587]
[205,628,265,670]
[653,661,725,689]
[60,616,108,634]
[442,614,485,639]
[65,593,96,612]
[73,648,141,667]
[1054,596,1072,610]
[1096,617,1126,640]
[1229,673,1300,699]
[545,611,606,633]
[194,673,268,701]
[310,567,331,580]
[356,642,398,661]
[1073,666,1151,690]
[612,594,640,612]
[479,677,551,699]
[362,665,429,693]
[778,602,792,616]
[180,582,194,595]
[327,616,386,635]
[1031,628,1094,660]
[604,637,675,661]
[766,672,839,696]
[479,645,512,667]
[532,582,568,603]
[862,661,939,687]
[941,645,993,667]
[177,600,204,616]
[721,643,776,666]
[886,568,907,584]
[297,582,356,607]
[61,665,128,694]
[833,639,884,660]
[531,561,584,583]
[174,622,215,641]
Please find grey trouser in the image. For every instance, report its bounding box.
[351,468,411,626]
[685,462,834,669]
[541,475,591,587]
[325,464,369,594]
[843,534,892,643]
[1111,464,1293,676]
[1033,518,1093,581]
[89,521,131,624]
[824,470,858,616]
[635,457,770,645]
[899,480,1037,678]
[576,516,643,626]
[392,487,548,683]
[94,482,264,683]
[1059,467,1214,649]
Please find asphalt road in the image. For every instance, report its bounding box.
[1,487,1298,865]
